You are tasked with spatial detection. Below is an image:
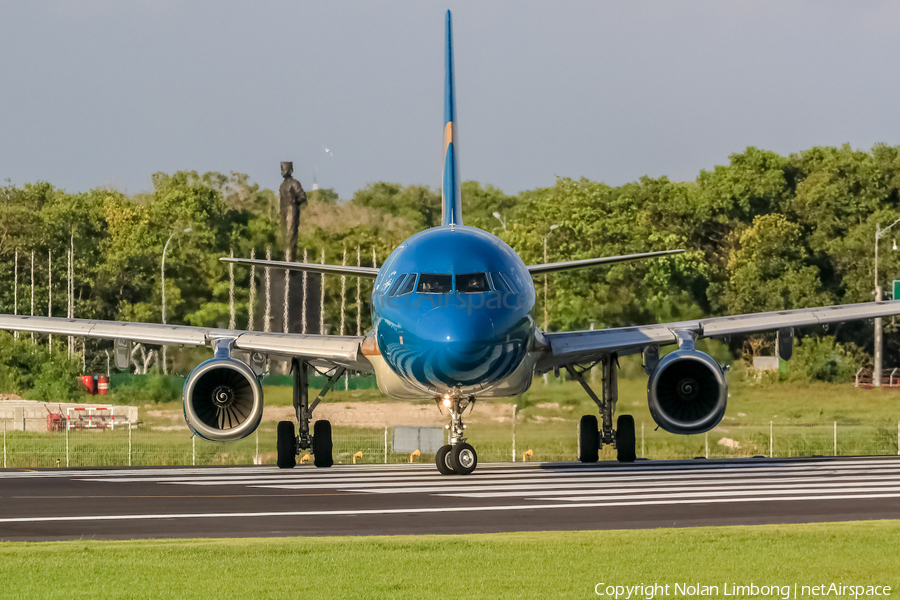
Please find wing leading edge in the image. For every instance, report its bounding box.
[0,314,371,372]
[526,249,684,275]
[539,300,900,369]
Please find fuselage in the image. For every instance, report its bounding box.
[370,225,536,397]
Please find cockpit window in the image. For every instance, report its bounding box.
[457,272,489,293]
[397,273,418,295]
[387,274,408,296]
[489,272,515,293]
[417,273,452,294]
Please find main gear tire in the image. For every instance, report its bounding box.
[276,421,297,469]
[579,415,600,463]
[616,414,637,463]
[313,420,334,468]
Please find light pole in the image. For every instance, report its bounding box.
[873,219,900,387]
[161,227,192,375]
[542,224,558,384]
[492,211,507,230]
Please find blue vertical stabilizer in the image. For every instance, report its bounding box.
[441,10,463,227]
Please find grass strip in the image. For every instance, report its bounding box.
[1,520,898,599]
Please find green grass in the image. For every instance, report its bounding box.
[5,375,900,468]
[1,521,898,599]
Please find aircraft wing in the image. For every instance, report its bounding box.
[537,300,900,370]
[0,314,372,373]
[526,249,684,275]
[220,257,379,278]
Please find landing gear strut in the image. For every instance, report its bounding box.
[435,395,478,475]
[568,354,636,463]
[276,358,343,469]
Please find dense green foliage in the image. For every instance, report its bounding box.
[3,143,900,395]
[0,332,81,400]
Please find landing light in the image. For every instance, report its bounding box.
[442,396,451,407]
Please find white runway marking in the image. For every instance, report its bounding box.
[1,492,899,524]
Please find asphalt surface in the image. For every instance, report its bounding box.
[1,456,899,541]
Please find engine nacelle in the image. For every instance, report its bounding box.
[183,358,264,441]
[647,349,727,435]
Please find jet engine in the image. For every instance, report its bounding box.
[183,358,263,441]
[647,349,727,435]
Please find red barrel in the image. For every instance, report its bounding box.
[79,375,96,395]
[97,375,109,395]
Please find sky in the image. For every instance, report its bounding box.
[2,1,900,199]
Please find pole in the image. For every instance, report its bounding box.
[3,421,6,469]
[339,247,347,336]
[67,248,72,356]
[641,422,645,458]
[384,426,388,464]
[48,249,52,350]
[248,248,256,331]
[229,248,236,330]
[264,246,272,332]
[30,250,34,343]
[65,415,69,468]
[834,421,837,457]
[302,248,308,334]
[705,431,709,459]
[511,404,517,462]
[543,236,549,386]
[161,233,175,375]
[282,251,290,334]
[192,435,196,466]
[769,421,773,458]
[875,224,882,387]
[128,424,132,467]
[13,250,18,339]
[320,248,326,334]
[255,429,259,464]
[356,246,362,336]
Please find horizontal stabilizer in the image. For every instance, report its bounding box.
[220,257,380,278]
[526,249,685,275]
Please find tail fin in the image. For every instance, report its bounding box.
[441,10,463,227]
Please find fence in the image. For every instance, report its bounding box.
[3,417,899,469]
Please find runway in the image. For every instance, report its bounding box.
[1,456,899,541]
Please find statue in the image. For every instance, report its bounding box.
[279,161,307,260]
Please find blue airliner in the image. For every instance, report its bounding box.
[3,11,900,474]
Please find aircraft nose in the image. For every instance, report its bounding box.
[415,306,495,345]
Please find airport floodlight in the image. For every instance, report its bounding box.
[550,224,559,231]
[492,212,507,230]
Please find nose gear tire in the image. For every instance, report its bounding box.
[276,421,297,469]
[435,444,455,475]
[579,415,600,463]
[450,443,478,475]
[616,414,636,462]
[313,420,333,468]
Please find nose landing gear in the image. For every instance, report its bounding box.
[435,395,478,475]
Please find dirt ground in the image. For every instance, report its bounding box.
[145,401,517,429]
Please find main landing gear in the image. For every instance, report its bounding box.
[435,395,478,475]
[567,354,636,464]
[276,358,344,469]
